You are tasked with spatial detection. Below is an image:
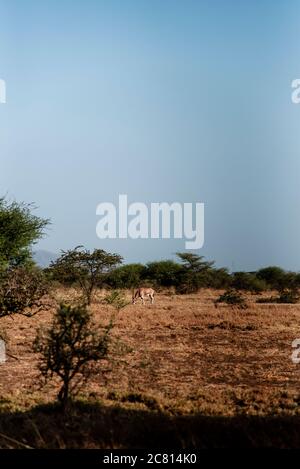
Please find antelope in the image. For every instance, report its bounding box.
[132,288,155,305]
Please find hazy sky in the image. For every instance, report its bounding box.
[1,0,300,270]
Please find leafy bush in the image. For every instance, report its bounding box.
[0,267,49,318]
[256,266,287,291]
[278,288,300,304]
[103,290,130,311]
[231,272,267,293]
[0,197,49,268]
[48,246,122,304]
[34,304,113,409]
[257,288,299,304]
[207,268,232,289]
[145,260,182,287]
[106,264,146,289]
[215,289,248,309]
[256,266,300,297]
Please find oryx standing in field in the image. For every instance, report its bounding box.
[132,288,155,305]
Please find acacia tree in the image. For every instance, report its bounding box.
[34,304,113,409]
[176,252,215,293]
[49,247,122,305]
[0,197,49,268]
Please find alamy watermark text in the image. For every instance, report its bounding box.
[0,79,6,104]
[96,195,204,250]
[291,79,300,104]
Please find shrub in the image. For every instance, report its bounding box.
[214,289,248,309]
[278,288,299,304]
[0,267,49,318]
[257,288,299,304]
[231,272,267,293]
[0,197,49,268]
[103,290,130,312]
[106,264,146,289]
[34,304,113,409]
[256,266,287,291]
[207,268,232,289]
[145,260,182,287]
[256,266,300,296]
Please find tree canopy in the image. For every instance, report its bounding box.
[0,197,49,268]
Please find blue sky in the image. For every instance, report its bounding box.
[1,0,300,270]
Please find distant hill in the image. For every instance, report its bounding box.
[33,250,58,268]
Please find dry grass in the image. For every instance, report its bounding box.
[1,288,300,448]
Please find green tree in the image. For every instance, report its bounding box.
[0,197,49,268]
[106,264,145,289]
[256,266,286,291]
[176,253,215,293]
[49,246,122,305]
[34,304,112,409]
[231,272,267,293]
[207,267,232,289]
[176,252,214,272]
[145,260,182,287]
[256,266,300,294]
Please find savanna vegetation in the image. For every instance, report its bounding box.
[0,196,300,448]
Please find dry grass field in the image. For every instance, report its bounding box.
[1,288,300,448]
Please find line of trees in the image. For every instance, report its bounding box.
[47,250,300,297]
[45,246,300,308]
[106,260,300,295]
[1,196,300,303]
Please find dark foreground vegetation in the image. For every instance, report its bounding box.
[1,400,300,449]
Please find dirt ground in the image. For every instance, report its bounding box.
[1,288,300,448]
[1,288,300,414]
